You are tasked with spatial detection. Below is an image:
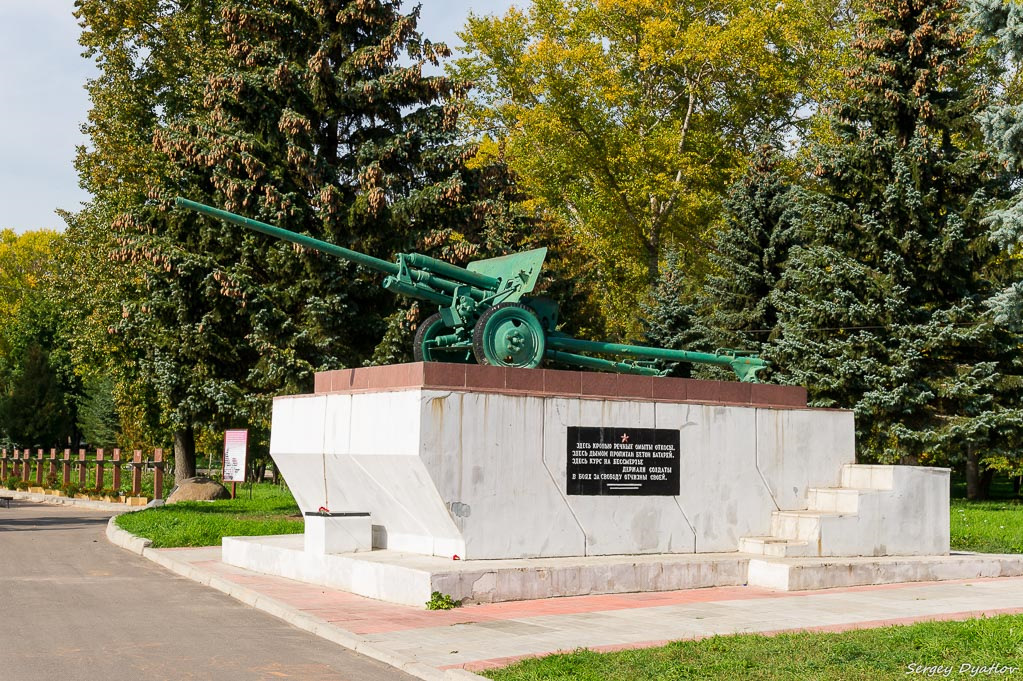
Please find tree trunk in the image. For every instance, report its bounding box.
[173,425,196,480]
[965,449,984,500]
[980,467,995,500]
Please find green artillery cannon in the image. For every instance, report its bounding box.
[175,198,768,382]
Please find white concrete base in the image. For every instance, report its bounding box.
[222,535,1023,607]
[746,553,1023,591]
[222,535,749,607]
[271,380,858,559]
[304,513,373,554]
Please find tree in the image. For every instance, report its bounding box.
[75,0,232,478]
[0,230,79,448]
[0,345,75,448]
[772,0,1023,499]
[968,0,1023,328]
[76,0,552,477]
[454,0,846,334]
[77,374,119,450]
[699,147,796,359]
[641,247,710,378]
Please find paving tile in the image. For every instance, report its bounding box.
[160,547,1023,676]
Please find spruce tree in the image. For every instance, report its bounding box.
[773,0,1023,497]
[700,147,795,358]
[642,248,710,378]
[968,0,1023,326]
[100,0,543,475]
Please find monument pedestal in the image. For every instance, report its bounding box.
[220,363,975,605]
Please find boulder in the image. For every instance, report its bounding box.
[166,476,232,503]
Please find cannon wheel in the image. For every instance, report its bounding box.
[414,312,473,363]
[472,302,546,369]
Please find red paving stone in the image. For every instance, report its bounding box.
[190,558,1023,636]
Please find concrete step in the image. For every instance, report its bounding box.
[770,510,847,541]
[806,487,865,513]
[747,553,1023,591]
[840,464,895,490]
[738,536,811,557]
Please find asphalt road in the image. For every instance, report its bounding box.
[0,500,416,681]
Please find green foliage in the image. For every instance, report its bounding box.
[701,148,795,357]
[114,483,301,548]
[0,345,75,448]
[641,248,710,378]
[77,374,119,449]
[454,0,847,333]
[71,0,229,475]
[425,591,460,610]
[71,0,547,479]
[771,0,1023,470]
[968,0,1023,328]
[481,615,1023,680]
[0,230,79,448]
[3,476,19,490]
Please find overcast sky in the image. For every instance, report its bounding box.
[0,0,516,234]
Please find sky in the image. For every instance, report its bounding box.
[0,0,516,234]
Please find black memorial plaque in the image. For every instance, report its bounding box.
[566,427,681,496]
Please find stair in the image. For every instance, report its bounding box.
[740,464,938,558]
[737,536,809,557]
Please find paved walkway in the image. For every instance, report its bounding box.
[141,543,1023,676]
[0,500,415,681]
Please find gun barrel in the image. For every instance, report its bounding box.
[404,253,500,291]
[175,198,399,276]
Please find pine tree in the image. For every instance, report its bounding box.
[773,0,1023,498]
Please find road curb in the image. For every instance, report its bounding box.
[105,516,152,554]
[105,523,489,681]
[7,490,131,513]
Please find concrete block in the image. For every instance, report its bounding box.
[304,513,372,555]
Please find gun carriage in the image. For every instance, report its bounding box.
[176,198,768,382]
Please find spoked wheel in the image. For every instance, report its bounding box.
[413,312,473,363]
[472,302,546,368]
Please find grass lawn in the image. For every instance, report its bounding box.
[115,482,302,548]
[950,475,1023,554]
[951,498,1023,554]
[481,614,1023,680]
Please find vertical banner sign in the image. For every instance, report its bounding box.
[567,427,681,495]
[222,429,248,483]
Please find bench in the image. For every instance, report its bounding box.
[0,496,13,508]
